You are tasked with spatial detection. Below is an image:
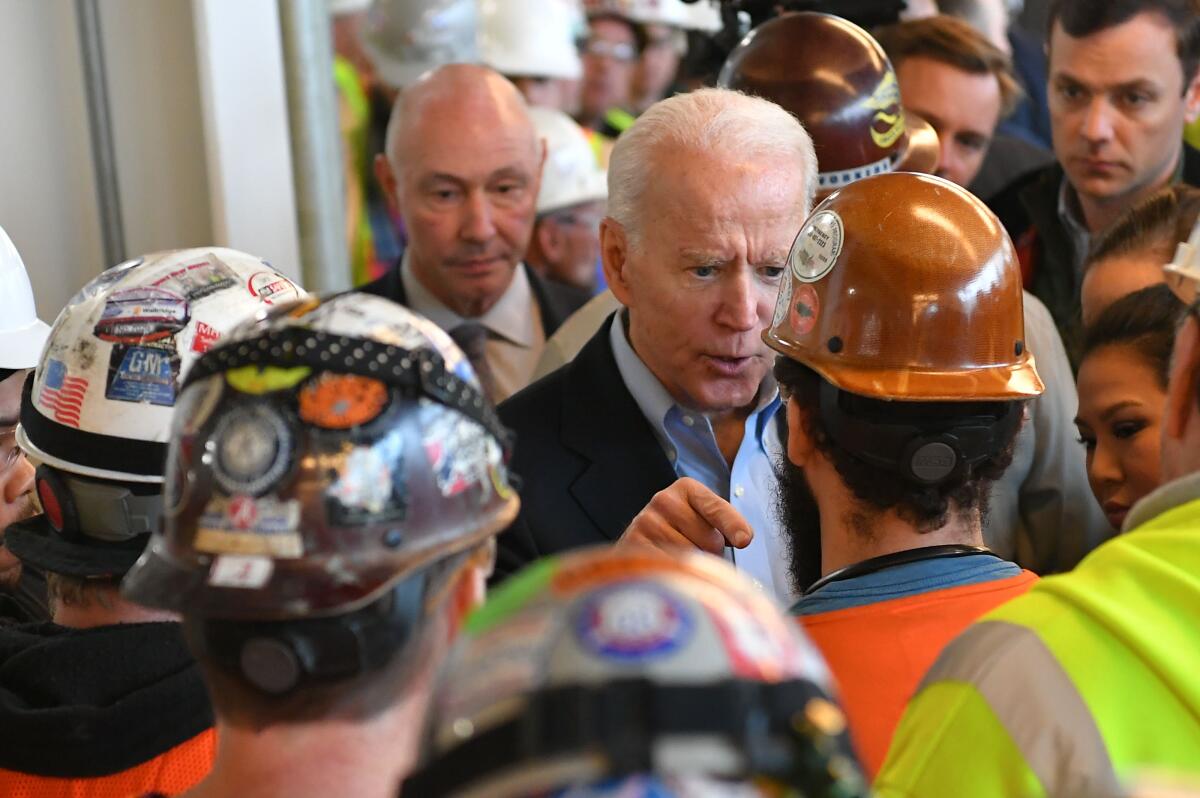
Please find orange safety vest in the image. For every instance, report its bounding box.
[0,728,216,798]
[798,572,1037,777]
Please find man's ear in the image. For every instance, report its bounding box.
[601,218,633,306]
[1165,316,1200,440]
[786,396,818,468]
[1186,69,1200,124]
[374,153,401,215]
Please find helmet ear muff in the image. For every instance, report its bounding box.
[35,465,81,540]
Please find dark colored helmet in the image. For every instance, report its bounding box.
[122,292,519,621]
[718,12,938,197]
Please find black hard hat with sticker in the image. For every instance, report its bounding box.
[121,292,519,621]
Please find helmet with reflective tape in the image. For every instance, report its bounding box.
[7,248,303,578]
[403,546,866,797]
[480,0,583,81]
[764,172,1042,402]
[718,12,938,197]
[122,292,518,621]
[0,224,51,372]
[531,107,608,214]
[363,0,478,90]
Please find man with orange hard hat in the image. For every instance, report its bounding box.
[766,171,1043,776]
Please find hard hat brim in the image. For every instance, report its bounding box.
[765,331,1045,402]
[895,110,940,177]
[0,319,51,370]
[5,516,148,578]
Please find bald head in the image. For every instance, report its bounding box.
[374,64,546,320]
[385,64,538,174]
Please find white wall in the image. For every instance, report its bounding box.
[0,0,301,326]
[0,0,105,323]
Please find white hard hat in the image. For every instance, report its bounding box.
[480,0,583,81]
[530,107,608,215]
[606,0,721,31]
[17,248,305,484]
[1166,215,1200,306]
[363,0,478,90]
[0,225,51,371]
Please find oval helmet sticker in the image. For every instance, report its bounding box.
[790,210,844,283]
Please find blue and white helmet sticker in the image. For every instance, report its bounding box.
[574,583,694,662]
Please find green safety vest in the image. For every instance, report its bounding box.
[875,488,1200,797]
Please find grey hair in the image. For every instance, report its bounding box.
[607,87,819,248]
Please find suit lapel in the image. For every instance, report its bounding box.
[560,315,678,541]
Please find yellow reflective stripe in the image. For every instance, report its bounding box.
[876,681,1043,798]
[915,621,1121,797]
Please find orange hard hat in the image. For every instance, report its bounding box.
[764,172,1043,402]
[717,12,939,197]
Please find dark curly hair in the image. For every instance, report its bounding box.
[773,357,1022,534]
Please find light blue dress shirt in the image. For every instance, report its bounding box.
[608,314,797,605]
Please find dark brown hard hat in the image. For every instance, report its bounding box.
[764,172,1044,401]
[122,293,519,621]
[718,11,939,197]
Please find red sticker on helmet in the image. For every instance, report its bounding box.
[790,284,820,336]
[298,374,389,429]
[38,478,64,532]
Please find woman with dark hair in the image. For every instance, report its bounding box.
[1075,284,1186,530]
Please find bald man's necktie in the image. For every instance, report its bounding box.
[449,323,498,403]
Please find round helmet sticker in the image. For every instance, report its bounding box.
[790,210,843,283]
[790,284,820,336]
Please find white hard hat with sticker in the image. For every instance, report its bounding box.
[0,225,51,371]
[17,247,304,484]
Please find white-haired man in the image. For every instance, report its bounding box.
[363,64,589,403]
[498,88,818,604]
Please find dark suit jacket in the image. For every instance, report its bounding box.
[359,261,589,337]
[988,142,1200,366]
[494,314,677,582]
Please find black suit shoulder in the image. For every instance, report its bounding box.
[493,317,677,583]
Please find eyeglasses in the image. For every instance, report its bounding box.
[582,38,638,63]
[0,425,25,479]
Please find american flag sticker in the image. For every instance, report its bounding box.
[40,359,89,427]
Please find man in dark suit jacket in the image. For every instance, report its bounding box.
[986,0,1200,363]
[361,64,588,402]
[495,88,819,605]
